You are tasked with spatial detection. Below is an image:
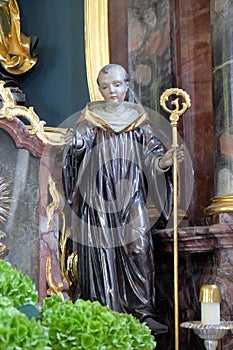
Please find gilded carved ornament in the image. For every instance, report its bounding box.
[59,212,78,293]
[46,178,78,298]
[160,87,191,127]
[0,0,38,74]
[46,213,78,299]
[204,195,233,215]
[0,176,14,223]
[46,175,60,229]
[0,80,73,296]
[0,81,66,146]
[46,256,65,299]
[0,80,76,298]
[0,176,13,258]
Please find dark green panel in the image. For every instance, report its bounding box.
[16,0,89,127]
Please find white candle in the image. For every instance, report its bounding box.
[201,302,220,324]
[199,284,221,325]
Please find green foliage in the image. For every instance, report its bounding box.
[41,295,157,350]
[0,296,50,349]
[0,261,49,349]
[0,260,38,308]
[0,261,156,349]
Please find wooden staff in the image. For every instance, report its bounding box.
[160,88,191,350]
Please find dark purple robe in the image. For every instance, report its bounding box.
[62,101,173,323]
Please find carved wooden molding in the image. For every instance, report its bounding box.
[0,81,66,153]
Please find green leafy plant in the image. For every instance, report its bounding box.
[0,296,50,349]
[0,260,38,307]
[41,295,156,350]
[0,260,156,349]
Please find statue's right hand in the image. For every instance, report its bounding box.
[64,128,84,148]
[64,128,74,145]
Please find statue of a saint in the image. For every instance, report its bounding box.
[62,64,184,334]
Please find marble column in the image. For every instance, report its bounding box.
[174,0,215,219]
[127,0,172,111]
[205,0,233,214]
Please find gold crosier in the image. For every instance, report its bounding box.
[160,88,191,350]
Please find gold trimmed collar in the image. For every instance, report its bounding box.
[77,101,151,132]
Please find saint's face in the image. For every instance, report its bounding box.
[98,67,128,104]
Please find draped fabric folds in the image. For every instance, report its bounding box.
[62,101,173,323]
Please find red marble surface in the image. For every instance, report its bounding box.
[108,0,128,69]
[174,0,215,219]
[110,0,215,220]
[159,214,233,253]
[38,145,70,303]
[0,118,44,157]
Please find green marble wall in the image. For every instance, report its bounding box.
[15,0,89,127]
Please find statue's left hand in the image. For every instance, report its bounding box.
[159,144,184,169]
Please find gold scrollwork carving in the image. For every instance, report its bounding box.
[66,252,78,287]
[0,81,66,145]
[59,212,72,285]
[160,88,191,126]
[46,256,64,299]
[45,211,78,299]
[46,175,60,229]
[0,176,14,223]
[0,176,14,258]
[46,185,79,298]
[59,211,78,298]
